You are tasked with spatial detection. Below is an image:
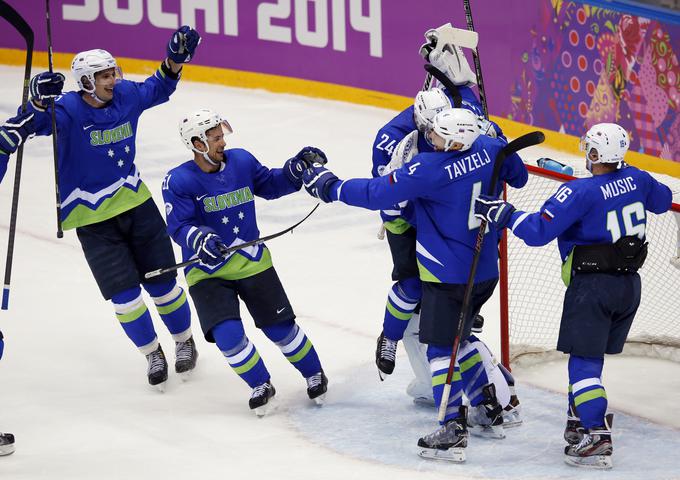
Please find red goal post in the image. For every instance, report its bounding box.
[499,164,680,367]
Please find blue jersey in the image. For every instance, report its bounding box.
[0,152,7,183]
[371,86,503,232]
[508,165,673,262]
[335,135,528,284]
[162,148,298,286]
[27,66,178,230]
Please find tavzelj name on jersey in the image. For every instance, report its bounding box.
[600,176,637,199]
[444,149,492,179]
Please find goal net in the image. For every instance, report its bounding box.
[501,163,680,365]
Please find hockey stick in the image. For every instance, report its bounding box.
[46,0,63,238]
[144,203,320,279]
[423,64,463,108]
[436,131,545,423]
[463,0,489,118]
[0,0,34,310]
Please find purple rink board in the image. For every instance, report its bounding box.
[1,0,678,161]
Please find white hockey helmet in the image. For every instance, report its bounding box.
[431,108,480,151]
[580,123,629,164]
[414,88,452,134]
[71,49,121,93]
[179,109,233,155]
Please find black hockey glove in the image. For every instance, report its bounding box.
[167,26,201,63]
[29,72,65,101]
[284,146,328,187]
[0,111,36,154]
[474,194,516,230]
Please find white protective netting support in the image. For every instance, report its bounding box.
[504,163,680,366]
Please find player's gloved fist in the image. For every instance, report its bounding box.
[0,111,36,154]
[284,147,328,187]
[0,330,4,360]
[29,71,65,101]
[194,227,227,266]
[474,194,516,229]
[302,164,339,203]
[167,26,201,63]
[419,28,439,61]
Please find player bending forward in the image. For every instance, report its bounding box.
[161,109,328,416]
[303,107,527,461]
[475,123,672,469]
[1,27,202,390]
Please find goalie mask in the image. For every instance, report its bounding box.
[580,123,629,172]
[431,108,480,151]
[179,109,233,165]
[414,88,452,134]
[71,49,123,94]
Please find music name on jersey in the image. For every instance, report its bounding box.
[444,149,492,180]
[600,176,637,200]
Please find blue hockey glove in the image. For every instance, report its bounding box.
[167,26,201,63]
[0,111,36,155]
[474,194,516,229]
[302,164,339,203]
[29,71,65,101]
[284,146,328,186]
[193,227,227,266]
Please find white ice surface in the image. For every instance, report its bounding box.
[0,66,678,480]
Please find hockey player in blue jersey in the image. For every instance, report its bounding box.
[474,123,673,470]
[2,26,202,390]
[162,109,328,416]
[0,111,38,457]
[303,107,528,461]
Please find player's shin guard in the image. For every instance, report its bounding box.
[383,278,421,341]
[428,345,463,424]
[262,321,323,378]
[568,355,608,430]
[213,320,270,388]
[111,287,158,354]
[144,281,192,342]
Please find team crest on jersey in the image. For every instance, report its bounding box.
[202,186,254,212]
[89,121,133,146]
[165,202,173,216]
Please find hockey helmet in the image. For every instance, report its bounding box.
[179,109,233,156]
[580,123,629,165]
[71,49,122,93]
[414,88,452,134]
[431,108,480,151]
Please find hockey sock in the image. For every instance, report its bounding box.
[383,277,421,341]
[144,281,192,342]
[457,337,492,406]
[427,344,463,424]
[111,287,158,354]
[213,319,270,388]
[262,321,323,378]
[568,355,607,429]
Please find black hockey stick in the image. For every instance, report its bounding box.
[144,204,320,279]
[463,0,489,118]
[46,0,63,238]
[436,131,545,422]
[1,0,34,310]
[423,63,463,108]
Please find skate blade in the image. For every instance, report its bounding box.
[311,393,326,406]
[469,424,506,439]
[418,446,465,463]
[378,370,390,381]
[564,454,613,470]
[0,445,16,456]
[412,396,436,408]
[253,397,278,418]
[178,370,194,382]
[152,381,167,393]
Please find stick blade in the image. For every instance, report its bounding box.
[503,131,545,156]
[434,23,479,50]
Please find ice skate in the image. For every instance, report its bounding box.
[0,432,15,456]
[564,404,584,445]
[146,344,168,392]
[467,384,505,439]
[564,414,613,470]
[175,336,198,380]
[249,381,276,417]
[306,371,328,405]
[502,394,523,428]
[407,378,435,407]
[417,407,468,462]
[375,332,397,380]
